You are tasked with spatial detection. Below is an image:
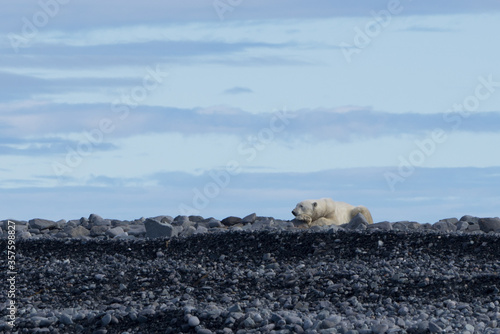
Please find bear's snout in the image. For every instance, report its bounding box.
[292,210,296,216]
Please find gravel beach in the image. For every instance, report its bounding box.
[1,215,500,333]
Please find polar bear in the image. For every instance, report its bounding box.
[292,198,373,226]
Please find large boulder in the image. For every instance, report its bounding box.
[29,218,57,230]
[144,218,179,239]
[478,217,500,233]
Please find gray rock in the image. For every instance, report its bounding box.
[393,221,421,230]
[187,315,200,327]
[90,225,109,237]
[188,215,204,223]
[173,215,190,226]
[106,226,126,238]
[195,226,208,234]
[181,226,196,237]
[29,218,57,230]
[144,218,177,239]
[460,215,480,224]
[127,224,146,237]
[369,221,393,231]
[101,313,112,326]
[150,215,174,224]
[66,226,90,238]
[433,221,457,232]
[89,214,110,226]
[221,216,242,226]
[456,220,469,231]
[429,321,443,333]
[207,218,223,228]
[371,323,389,334]
[59,313,73,325]
[479,217,500,232]
[345,213,369,230]
[242,213,257,224]
[437,217,458,225]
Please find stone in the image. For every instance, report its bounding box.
[207,219,223,228]
[437,217,458,225]
[66,226,90,238]
[29,218,57,230]
[371,323,389,334]
[369,221,393,231]
[460,215,480,223]
[221,216,242,226]
[479,217,500,232]
[89,214,110,226]
[106,226,126,238]
[90,225,109,237]
[59,313,73,325]
[173,215,190,226]
[144,218,178,239]
[101,313,112,326]
[429,321,443,333]
[456,221,469,231]
[344,213,369,230]
[187,315,200,327]
[188,215,204,223]
[433,221,457,232]
[242,213,257,224]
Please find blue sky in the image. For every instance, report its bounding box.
[1,0,500,222]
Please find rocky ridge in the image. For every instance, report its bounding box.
[1,214,500,333]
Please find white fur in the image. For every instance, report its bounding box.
[292,198,373,226]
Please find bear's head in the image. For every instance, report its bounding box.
[291,200,317,224]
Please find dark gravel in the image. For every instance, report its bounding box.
[2,229,500,333]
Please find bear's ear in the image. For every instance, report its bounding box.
[313,202,317,208]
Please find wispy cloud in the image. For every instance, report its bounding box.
[2,103,500,143]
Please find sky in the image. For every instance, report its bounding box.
[1,0,500,223]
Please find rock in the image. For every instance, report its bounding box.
[429,321,443,333]
[460,215,480,224]
[89,214,110,226]
[479,217,500,232]
[207,218,223,228]
[144,218,178,239]
[242,213,257,224]
[369,221,393,231]
[173,215,190,226]
[456,220,469,231]
[101,313,112,326]
[437,217,458,225]
[195,226,208,234]
[29,218,57,230]
[90,225,109,237]
[433,220,457,232]
[221,216,242,226]
[372,323,389,334]
[59,313,73,325]
[188,215,204,223]
[187,315,200,327]
[345,213,369,230]
[106,226,126,238]
[393,221,421,231]
[127,224,146,237]
[150,215,173,224]
[66,226,90,238]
